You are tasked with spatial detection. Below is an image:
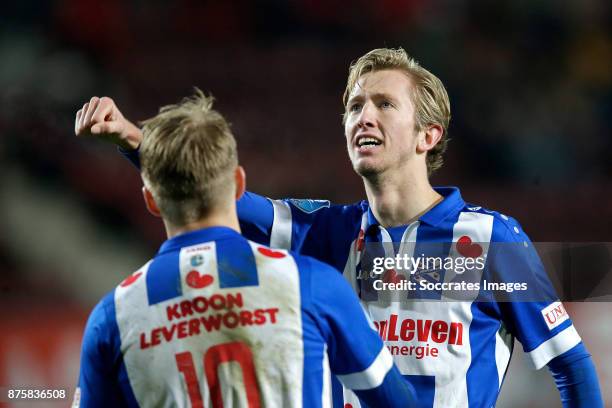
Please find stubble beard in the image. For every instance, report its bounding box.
[352,147,418,187]
[352,157,386,183]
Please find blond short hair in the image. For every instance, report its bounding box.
[140,90,237,225]
[343,48,451,175]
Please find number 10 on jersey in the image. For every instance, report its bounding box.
[175,341,262,408]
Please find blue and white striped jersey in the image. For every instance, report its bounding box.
[75,227,416,408]
[236,187,583,408]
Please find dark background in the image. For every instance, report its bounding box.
[0,1,610,406]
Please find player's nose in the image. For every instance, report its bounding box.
[357,102,376,129]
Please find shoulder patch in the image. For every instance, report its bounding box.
[541,301,569,330]
[287,199,331,214]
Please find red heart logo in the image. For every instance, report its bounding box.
[120,271,142,287]
[457,235,483,258]
[257,247,286,258]
[383,269,406,284]
[186,270,214,289]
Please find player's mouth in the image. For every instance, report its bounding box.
[355,135,383,154]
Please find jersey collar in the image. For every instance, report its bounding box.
[158,226,241,255]
[366,186,466,230]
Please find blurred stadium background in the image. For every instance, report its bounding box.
[0,0,610,406]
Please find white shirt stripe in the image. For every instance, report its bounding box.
[269,199,292,249]
[322,345,332,408]
[336,346,393,390]
[526,325,582,369]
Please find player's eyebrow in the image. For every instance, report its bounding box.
[347,92,399,106]
[346,94,364,106]
[369,92,399,103]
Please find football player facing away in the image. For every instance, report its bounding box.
[75,91,418,407]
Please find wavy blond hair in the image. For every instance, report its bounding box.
[343,48,451,175]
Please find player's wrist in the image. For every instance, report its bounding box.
[120,121,143,150]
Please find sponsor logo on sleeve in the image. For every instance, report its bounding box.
[287,199,330,214]
[541,301,569,330]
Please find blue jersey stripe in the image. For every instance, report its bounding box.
[215,238,259,288]
[146,252,182,305]
[405,375,434,407]
[466,303,504,407]
[294,254,327,408]
[331,377,344,408]
[406,214,460,405]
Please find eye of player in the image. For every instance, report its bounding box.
[349,102,362,113]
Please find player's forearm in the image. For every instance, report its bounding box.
[547,344,604,408]
[353,366,418,408]
[118,120,143,150]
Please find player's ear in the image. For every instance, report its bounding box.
[234,165,246,201]
[416,124,443,153]
[142,186,162,217]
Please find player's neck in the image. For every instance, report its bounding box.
[163,210,241,239]
[363,168,442,228]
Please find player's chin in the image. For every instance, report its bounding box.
[352,159,383,178]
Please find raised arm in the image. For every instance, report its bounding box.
[73,97,346,260]
[75,96,142,150]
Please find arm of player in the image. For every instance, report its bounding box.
[76,295,128,408]
[306,257,418,408]
[547,343,603,408]
[74,97,338,254]
[488,217,603,406]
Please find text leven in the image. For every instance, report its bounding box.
[374,314,464,359]
[140,293,279,349]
